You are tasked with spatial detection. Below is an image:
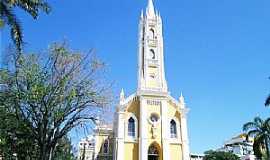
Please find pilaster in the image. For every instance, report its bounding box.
[181,112,190,160]
[139,97,148,160]
[161,100,170,160]
[116,111,125,160]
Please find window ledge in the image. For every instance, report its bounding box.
[125,137,138,143]
[169,139,182,144]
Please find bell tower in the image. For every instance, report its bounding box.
[137,0,168,94]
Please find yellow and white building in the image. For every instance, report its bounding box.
[79,0,191,159]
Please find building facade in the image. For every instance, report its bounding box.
[78,124,113,160]
[79,1,191,160]
[78,136,95,160]
[190,154,204,160]
[217,134,256,160]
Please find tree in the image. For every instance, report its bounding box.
[0,104,39,159]
[0,42,111,160]
[265,77,270,106]
[243,117,270,159]
[53,136,76,160]
[203,150,240,160]
[0,0,50,52]
[265,95,270,107]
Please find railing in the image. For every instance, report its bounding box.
[148,39,157,47]
[148,19,157,26]
[148,59,158,66]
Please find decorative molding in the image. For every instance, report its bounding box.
[137,90,169,97]
[147,99,161,106]
[169,140,182,144]
[124,139,139,143]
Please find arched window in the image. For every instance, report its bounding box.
[170,120,177,138]
[128,117,135,137]
[150,49,155,59]
[150,28,155,39]
[103,139,109,154]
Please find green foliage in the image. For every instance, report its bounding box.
[0,0,51,52]
[265,95,270,106]
[203,150,240,160]
[0,18,4,28]
[53,136,76,160]
[0,43,110,159]
[243,117,270,159]
[0,105,39,159]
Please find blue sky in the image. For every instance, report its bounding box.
[1,0,270,154]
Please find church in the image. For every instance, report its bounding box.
[78,0,190,160]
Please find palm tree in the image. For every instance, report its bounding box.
[243,117,270,159]
[265,77,270,107]
[0,0,50,52]
[265,95,270,106]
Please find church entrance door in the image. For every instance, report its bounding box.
[148,143,159,160]
[148,155,159,160]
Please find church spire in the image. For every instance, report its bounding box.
[137,0,168,94]
[146,0,155,18]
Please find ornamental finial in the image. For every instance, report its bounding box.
[120,88,125,103]
[179,92,186,108]
[146,0,155,17]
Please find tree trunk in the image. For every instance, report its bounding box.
[265,138,270,159]
[48,147,53,160]
[48,144,57,160]
[39,143,51,160]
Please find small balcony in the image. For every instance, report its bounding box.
[148,59,158,66]
[148,39,157,47]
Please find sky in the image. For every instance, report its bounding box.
[1,0,270,154]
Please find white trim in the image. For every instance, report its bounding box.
[139,97,148,160]
[180,114,190,160]
[161,100,170,160]
[115,112,124,160]
[125,113,138,142]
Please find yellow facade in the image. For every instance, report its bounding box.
[124,143,139,160]
[118,97,184,160]
[170,144,183,160]
[92,127,113,160]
